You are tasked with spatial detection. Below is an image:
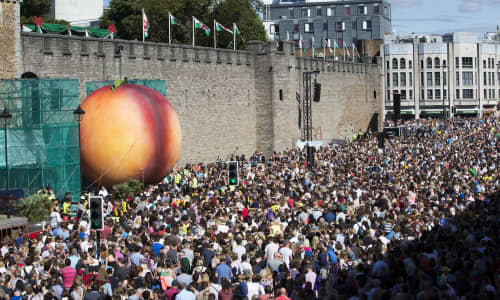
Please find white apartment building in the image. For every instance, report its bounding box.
[382,32,500,119]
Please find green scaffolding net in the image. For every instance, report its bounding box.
[86,80,167,96]
[0,79,81,201]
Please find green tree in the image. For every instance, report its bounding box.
[113,179,144,200]
[101,0,266,47]
[213,0,267,49]
[15,194,52,222]
[20,0,69,25]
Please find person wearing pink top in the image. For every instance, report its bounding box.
[61,258,77,290]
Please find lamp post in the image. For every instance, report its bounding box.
[0,108,12,192]
[73,105,85,191]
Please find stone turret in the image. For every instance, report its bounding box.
[0,0,23,79]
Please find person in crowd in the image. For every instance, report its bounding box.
[1,117,499,300]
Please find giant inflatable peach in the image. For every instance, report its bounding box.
[80,82,181,186]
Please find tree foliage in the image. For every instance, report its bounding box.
[100,0,266,48]
[20,0,69,25]
[15,194,52,222]
[113,179,144,200]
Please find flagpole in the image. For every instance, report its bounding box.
[233,23,236,51]
[323,39,326,61]
[168,13,171,44]
[192,17,195,47]
[352,44,354,63]
[312,36,314,59]
[214,20,217,49]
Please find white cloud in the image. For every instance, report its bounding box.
[458,0,500,12]
[390,0,421,8]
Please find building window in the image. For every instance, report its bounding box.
[435,72,440,85]
[358,6,367,15]
[346,6,350,15]
[427,89,433,100]
[421,89,425,100]
[323,22,328,31]
[427,72,433,86]
[409,90,413,99]
[392,58,398,69]
[400,73,406,87]
[317,7,322,16]
[327,7,334,16]
[435,89,441,99]
[362,20,372,30]
[294,24,299,32]
[462,57,473,68]
[488,72,492,85]
[456,89,460,99]
[337,38,343,48]
[455,57,459,68]
[483,72,487,85]
[443,72,447,85]
[352,21,356,30]
[302,8,310,17]
[400,58,406,69]
[393,72,398,86]
[387,73,390,87]
[409,73,412,86]
[289,8,294,18]
[401,90,406,100]
[387,91,390,100]
[409,60,412,68]
[386,61,390,70]
[463,89,473,99]
[456,72,460,86]
[484,89,487,98]
[462,72,473,86]
[443,59,446,66]
[420,60,424,69]
[434,58,440,68]
[498,72,500,85]
[270,24,279,34]
[305,23,314,32]
[336,22,345,31]
[420,72,424,84]
[483,60,487,69]
[427,57,433,68]
[443,89,447,99]
[374,5,380,14]
[489,89,492,98]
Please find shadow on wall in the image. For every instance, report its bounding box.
[367,112,379,133]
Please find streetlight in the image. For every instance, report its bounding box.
[0,108,12,192]
[73,105,85,191]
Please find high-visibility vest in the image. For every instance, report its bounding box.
[174,174,182,184]
[62,202,71,214]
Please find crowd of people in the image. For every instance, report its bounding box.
[0,117,499,300]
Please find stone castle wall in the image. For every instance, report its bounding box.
[17,32,382,166]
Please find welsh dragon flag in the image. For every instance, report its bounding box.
[215,21,233,34]
[234,23,245,43]
[142,9,150,39]
[194,17,211,36]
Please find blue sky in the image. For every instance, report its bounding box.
[390,0,500,34]
[103,0,500,35]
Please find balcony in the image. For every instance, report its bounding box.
[482,99,498,105]
[419,100,449,107]
[454,99,478,106]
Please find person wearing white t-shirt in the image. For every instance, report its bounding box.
[264,237,279,265]
[279,241,293,268]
